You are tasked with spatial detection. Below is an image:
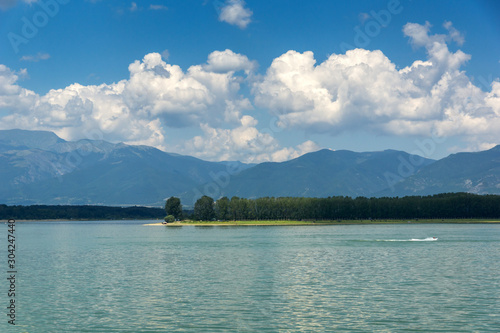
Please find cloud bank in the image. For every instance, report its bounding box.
[253,22,500,150]
[181,115,319,163]
[1,22,499,161]
[0,50,313,162]
[0,51,256,149]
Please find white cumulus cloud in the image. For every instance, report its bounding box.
[218,0,253,29]
[181,115,320,163]
[0,51,256,150]
[253,22,500,148]
[1,21,498,161]
[204,49,257,74]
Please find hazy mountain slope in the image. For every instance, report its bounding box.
[0,129,64,151]
[383,145,500,196]
[0,130,250,206]
[219,149,435,199]
[1,129,499,206]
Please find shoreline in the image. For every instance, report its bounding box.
[144,219,500,226]
[0,219,164,223]
[2,219,499,225]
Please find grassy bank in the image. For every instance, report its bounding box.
[144,219,500,226]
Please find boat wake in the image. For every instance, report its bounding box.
[374,237,438,242]
[411,237,438,241]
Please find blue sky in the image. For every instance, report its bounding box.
[1,0,499,162]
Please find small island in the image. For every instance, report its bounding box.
[155,193,500,226]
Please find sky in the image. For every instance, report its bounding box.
[0,0,499,163]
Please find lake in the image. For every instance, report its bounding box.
[1,221,499,332]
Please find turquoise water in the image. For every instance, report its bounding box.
[1,222,499,332]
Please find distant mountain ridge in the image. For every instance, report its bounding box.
[0,129,251,206]
[0,129,65,151]
[381,145,500,196]
[216,149,435,199]
[0,129,499,207]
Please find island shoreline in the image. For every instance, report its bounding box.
[144,219,500,226]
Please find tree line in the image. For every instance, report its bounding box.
[0,205,165,220]
[3,192,498,221]
[181,193,500,221]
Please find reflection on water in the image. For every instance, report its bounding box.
[1,222,499,332]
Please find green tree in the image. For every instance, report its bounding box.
[165,197,183,220]
[230,196,241,220]
[164,215,175,223]
[194,196,215,221]
[215,197,230,221]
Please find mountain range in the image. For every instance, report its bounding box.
[1,129,499,207]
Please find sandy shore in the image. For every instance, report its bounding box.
[144,219,500,226]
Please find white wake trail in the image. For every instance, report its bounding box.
[373,237,438,242]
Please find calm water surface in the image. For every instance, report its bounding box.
[1,222,499,332]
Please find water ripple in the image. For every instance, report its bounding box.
[2,222,499,332]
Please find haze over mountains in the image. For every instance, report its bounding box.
[1,129,499,207]
[0,129,250,206]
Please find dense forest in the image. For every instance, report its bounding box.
[2,193,499,221]
[0,205,165,220]
[190,193,500,221]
